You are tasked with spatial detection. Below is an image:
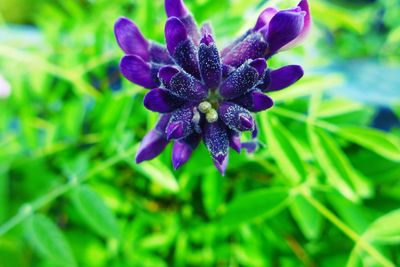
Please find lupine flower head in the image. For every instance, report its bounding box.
[115,0,311,175]
[0,75,11,99]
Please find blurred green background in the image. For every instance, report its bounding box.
[1,0,400,266]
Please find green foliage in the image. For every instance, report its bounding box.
[0,0,400,266]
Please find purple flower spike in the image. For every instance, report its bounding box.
[115,0,310,174]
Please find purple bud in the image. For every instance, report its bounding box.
[136,130,169,163]
[166,121,184,140]
[165,17,188,55]
[114,17,149,60]
[165,0,189,18]
[218,102,254,132]
[172,140,193,170]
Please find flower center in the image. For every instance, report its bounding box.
[198,90,223,123]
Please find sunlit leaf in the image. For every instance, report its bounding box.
[366,209,400,244]
[290,193,323,239]
[70,185,120,239]
[219,188,289,227]
[129,158,179,193]
[308,126,372,201]
[260,113,306,184]
[337,126,400,162]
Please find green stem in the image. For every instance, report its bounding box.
[299,189,395,267]
[0,146,137,236]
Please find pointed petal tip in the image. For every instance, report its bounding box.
[213,156,228,176]
[172,141,193,170]
[165,0,189,18]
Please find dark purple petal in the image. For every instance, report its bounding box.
[136,130,169,163]
[165,17,188,55]
[172,134,201,170]
[203,121,229,164]
[249,58,267,76]
[268,65,304,91]
[281,0,311,50]
[165,0,188,18]
[219,60,261,99]
[257,69,271,91]
[166,107,195,140]
[233,90,274,112]
[222,33,268,67]
[158,66,180,86]
[180,16,201,44]
[149,43,174,64]
[229,131,241,153]
[213,155,228,176]
[253,7,278,32]
[173,39,201,79]
[221,30,251,58]
[144,88,185,113]
[120,55,159,89]
[114,17,149,60]
[155,114,172,134]
[266,9,305,55]
[169,71,208,101]
[166,121,185,140]
[198,37,222,89]
[218,102,255,132]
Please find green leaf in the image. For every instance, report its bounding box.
[202,170,223,218]
[366,209,400,243]
[260,113,306,184]
[337,126,400,162]
[131,158,179,193]
[290,193,323,239]
[70,185,120,239]
[308,127,372,201]
[219,188,289,227]
[316,99,365,118]
[25,214,77,267]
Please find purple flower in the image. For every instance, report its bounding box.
[114,0,311,175]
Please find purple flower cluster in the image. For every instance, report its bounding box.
[114,0,311,175]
